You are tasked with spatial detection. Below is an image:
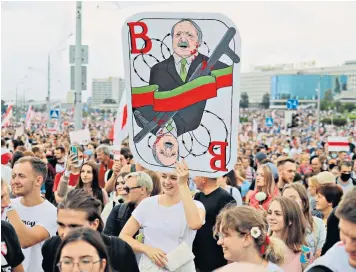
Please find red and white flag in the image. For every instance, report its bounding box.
[1,105,13,128]
[112,92,128,146]
[328,136,349,152]
[25,106,34,130]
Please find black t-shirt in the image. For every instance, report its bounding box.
[193,187,236,271]
[42,233,139,272]
[1,221,24,272]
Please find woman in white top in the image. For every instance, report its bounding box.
[214,206,284,272]
[217,170,243,205]
[120,161,205,271]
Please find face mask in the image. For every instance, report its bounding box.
[76,159,84,168]
[331,153,337,159]
[328,164,336,170]
[340,173,351,181]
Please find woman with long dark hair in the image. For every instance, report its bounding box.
[58,161,108,208]
[282,183,326,260]
[267,197,306,271]
[75,161,108,207]
[54,228,111,272]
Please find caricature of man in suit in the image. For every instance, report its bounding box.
[134,19,228,166]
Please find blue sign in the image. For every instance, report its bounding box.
[50,109,60,119]
[266,117,274,127]
[287,99,299,109]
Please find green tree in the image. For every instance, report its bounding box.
[334,77,341,94]
[261,93,270,109]
[240,92,249,108]
[323,89,333,101]
[341,102,356,112]
[335,101,342,112]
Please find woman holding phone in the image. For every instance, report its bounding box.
[57,160,109,209]
[54,145,84,203]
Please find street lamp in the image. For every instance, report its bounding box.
[315,88,320,133]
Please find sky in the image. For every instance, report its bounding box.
[1,1,356,102]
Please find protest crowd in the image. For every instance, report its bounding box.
[1,107,356,272]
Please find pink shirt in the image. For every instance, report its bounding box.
[281,248,302,272]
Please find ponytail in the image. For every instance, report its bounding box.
[264,237,286,265]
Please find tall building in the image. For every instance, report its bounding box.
[240,61,356,104]
[91,77,125,106]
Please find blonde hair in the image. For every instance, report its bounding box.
[214,206,285,265]
[257,164,275,196]
[308,176,319,187]
[238,168,246,180]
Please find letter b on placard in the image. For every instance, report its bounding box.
[208,141,228,172]
[127,22,152,54]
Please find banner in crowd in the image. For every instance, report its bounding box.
[328,136,349,152]
[1,105,13,128]
[122,12,241,177]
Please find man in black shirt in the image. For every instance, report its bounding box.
[193,176,236,271]
[1,179,24,272]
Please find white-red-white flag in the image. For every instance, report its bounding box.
[1,105,13,128]
[328,136,349,152]
[25,106,34,130]
[113,92,128,146]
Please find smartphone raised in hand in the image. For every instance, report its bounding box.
[70,145,78,161]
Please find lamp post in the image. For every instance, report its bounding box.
[74,1,83,130]
[316,88,320,134]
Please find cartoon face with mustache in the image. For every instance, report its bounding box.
[172,20,200,58]
[152,133,179,166]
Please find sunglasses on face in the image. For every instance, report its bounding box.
[123,186,141,194]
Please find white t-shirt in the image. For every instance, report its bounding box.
[267,262,284,271]
[2,198,57,272]
[306,241,355,272]
[132,195,205,253]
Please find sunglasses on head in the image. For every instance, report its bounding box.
[123,186,141,194]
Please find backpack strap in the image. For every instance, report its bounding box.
[229,187,233,195]
[117,203,129,220]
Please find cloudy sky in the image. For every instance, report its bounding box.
[2,1,356,102]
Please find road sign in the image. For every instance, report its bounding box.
[287,99,299,109]
[50,109,60,119]
[266,117,274,127]
[69,45,89,64]
[70,66,87,90]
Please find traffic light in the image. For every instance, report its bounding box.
[288,113,301,128]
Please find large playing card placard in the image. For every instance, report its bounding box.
[122,12,241,177]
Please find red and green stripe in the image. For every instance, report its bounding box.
[132,66,233,111]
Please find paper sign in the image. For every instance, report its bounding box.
[122,12,241,177]
[69,129,91,145]
[14,126,24,139]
